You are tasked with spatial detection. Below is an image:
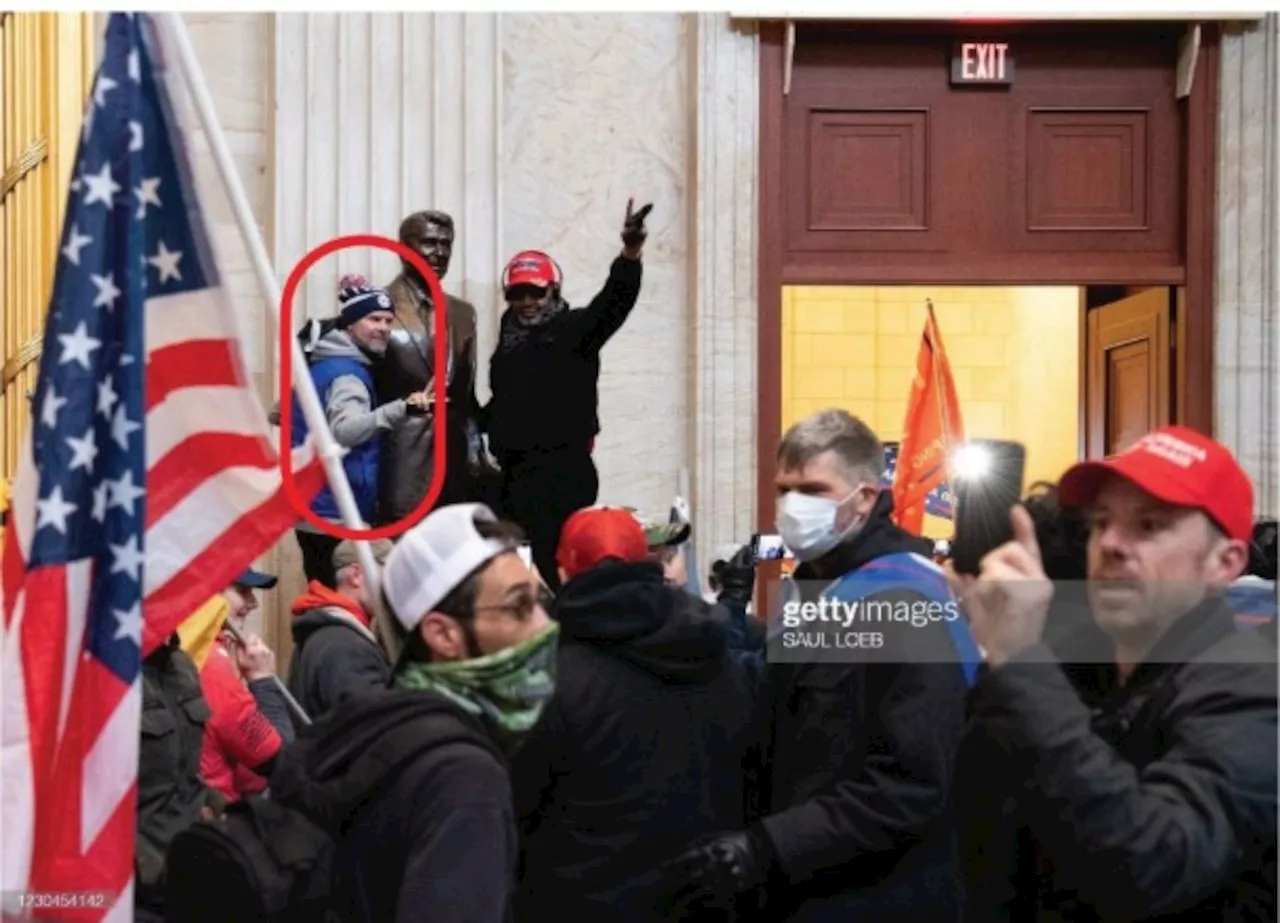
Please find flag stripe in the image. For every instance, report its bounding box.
[146,338,242,411]
[56,560,95,743]
[0,588,35,894]
[146,383,276,467]
[147,433,277,526]
[142,452,325,652]
[145,453,316,594]
[81,679,141,851]
[3,446,36,581]
[102,875,134,923]
[144,286,238,351]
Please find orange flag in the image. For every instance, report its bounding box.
[891,301,966,535]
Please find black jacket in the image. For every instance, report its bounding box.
[271,688,515,923]
[959,601,1278,922]
[136,637,218,913]
[512,561,754,921]
[750,493,970,922]
[484,255,642,454]
[286,592,389,721]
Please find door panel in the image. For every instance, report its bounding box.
[1084,287,1172,458]
[781,23,1187,283]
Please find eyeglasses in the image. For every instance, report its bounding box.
[473,585,554,621]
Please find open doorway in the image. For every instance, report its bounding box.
[780,283,1181,535]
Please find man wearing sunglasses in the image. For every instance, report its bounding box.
[272,503,559,923]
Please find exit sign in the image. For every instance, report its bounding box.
[951,40,1014,85]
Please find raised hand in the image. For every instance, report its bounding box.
[952,504,1054,666]
[622,197,653,256]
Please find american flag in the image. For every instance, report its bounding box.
[0,14,323,919]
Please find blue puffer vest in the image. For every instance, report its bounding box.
[825,551,983,687]
[290,356,380,523]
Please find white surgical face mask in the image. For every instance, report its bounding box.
[776,489,864,563]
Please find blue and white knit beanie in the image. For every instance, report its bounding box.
[336,272,393,328]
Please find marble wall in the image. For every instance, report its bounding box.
[1217,15,1280,518]
[501,13,692,512]
[169,14,272,392]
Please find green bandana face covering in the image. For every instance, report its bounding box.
[395,622,559,750]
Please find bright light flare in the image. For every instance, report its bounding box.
[951,443,992,481]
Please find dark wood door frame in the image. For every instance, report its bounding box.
[755,20,1219,529]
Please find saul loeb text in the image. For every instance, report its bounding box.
[768,596,963,663]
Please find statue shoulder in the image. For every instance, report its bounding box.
[446,294,478,332]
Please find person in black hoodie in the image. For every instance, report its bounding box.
[287,538,393,720]
[484,199,649,591]
[511,506,754,921]
[271,503,559,923]
[658,409,977,922]
[953,426,1277,922]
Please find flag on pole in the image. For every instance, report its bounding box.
[0,14,323,919]
[891,301,966,536]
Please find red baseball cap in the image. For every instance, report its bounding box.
[556,507,649,581]
[1058,426,1254,542]
[502,250,561,290]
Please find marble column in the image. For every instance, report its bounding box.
[501,13,691,519]
[267,13,503,652]
[1217,15,1280,517]
[690,13,760,568]
[272,12,504,398]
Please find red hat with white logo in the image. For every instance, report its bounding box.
[1057,426,1254,542]
[501,250,562,291]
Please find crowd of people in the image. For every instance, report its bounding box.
[276,199,650,593]
[126,197,1278,923]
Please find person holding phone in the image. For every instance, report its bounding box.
[483,199,649,592]
[953,426,1276,921]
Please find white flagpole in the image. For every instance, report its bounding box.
[155,12,383,597]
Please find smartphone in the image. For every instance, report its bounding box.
[752,532,788,562]
[950,439,1027,576]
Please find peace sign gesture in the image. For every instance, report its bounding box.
[621,198,653,257]
[948,505,1055,667]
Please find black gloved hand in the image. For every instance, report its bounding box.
[660,828,774,917]
[714,544,756,606]
[621,198,652,255]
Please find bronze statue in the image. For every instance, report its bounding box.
[374,210,486,524]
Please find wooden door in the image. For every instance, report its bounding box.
[778,22,1187,284]
[1084,287,1172,458]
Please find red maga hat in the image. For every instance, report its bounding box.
[556,507,649,581]
[1058,426,1253,542]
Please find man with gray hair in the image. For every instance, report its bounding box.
[660,408,978,921]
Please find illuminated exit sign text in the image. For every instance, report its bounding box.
[950,41,1014,86]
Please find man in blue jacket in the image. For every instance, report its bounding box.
[660,408,978,922]
[291,275,429,585]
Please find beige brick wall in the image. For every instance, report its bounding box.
[781,285,1080,535]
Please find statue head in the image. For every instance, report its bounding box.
[399,210,455,287]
